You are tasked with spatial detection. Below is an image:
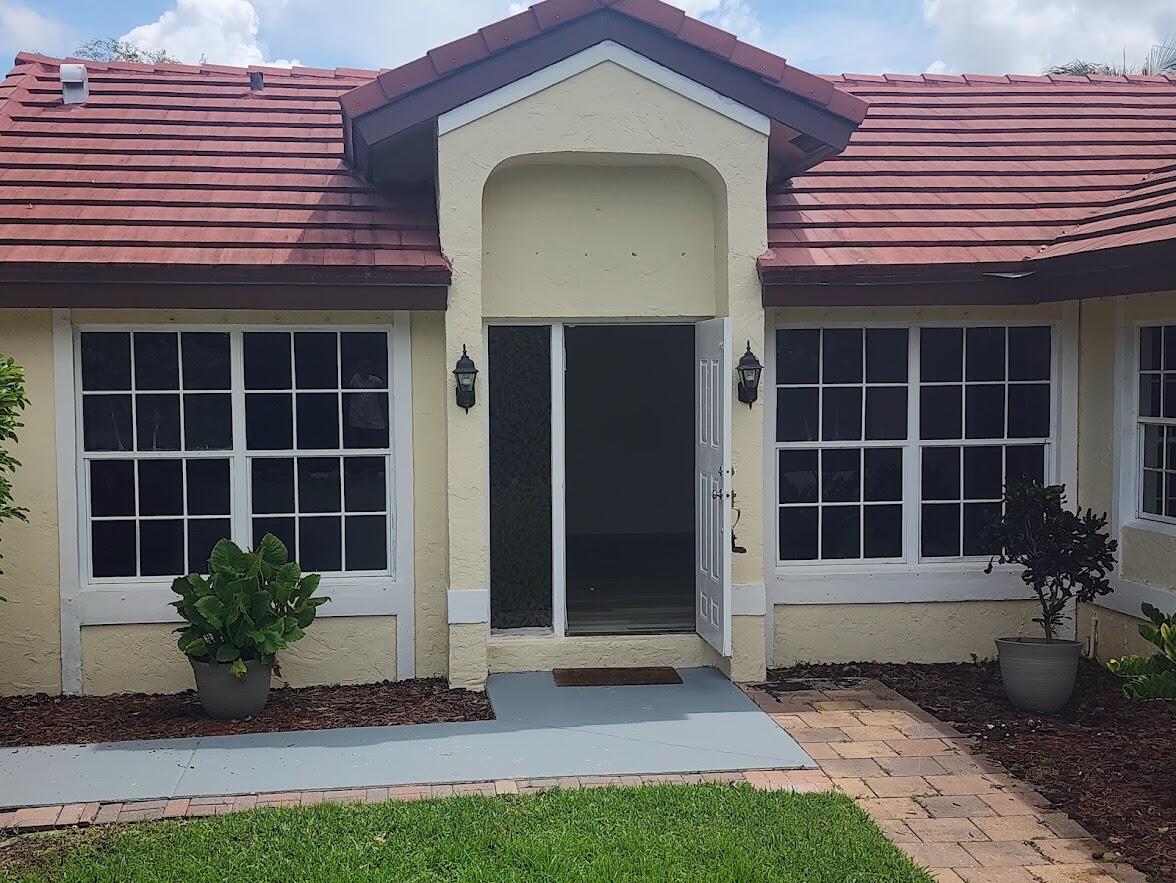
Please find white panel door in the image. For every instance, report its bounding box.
[695,318,732,656]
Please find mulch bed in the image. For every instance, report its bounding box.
[770,661,1176,882]
[0,679,494,747]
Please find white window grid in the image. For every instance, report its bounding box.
[75,326,397,587]
[773,322,1058,568]
[1136,324,1176,525]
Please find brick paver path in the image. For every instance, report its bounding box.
[0,677,1147,883]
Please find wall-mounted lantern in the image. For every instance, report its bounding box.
[453,345,479,412]
[736,341,763,407]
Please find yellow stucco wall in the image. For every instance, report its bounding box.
[1078,603,1160,663]
[0,309,62,696]
[80,616,397,695]
[773,601,1041,666]
[488,632,721,673]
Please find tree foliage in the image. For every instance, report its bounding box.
[984,480,1117,642]
[74,39,180,65]
[1046,40,1176,77]
[0,354,30,596]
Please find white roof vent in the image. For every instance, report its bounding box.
[60,64,88,105]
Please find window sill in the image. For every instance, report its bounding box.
[1121,518,1176,541]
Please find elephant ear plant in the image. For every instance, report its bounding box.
[171,534,329,718]
[1107,604,1176,701]
[0,354,30,604]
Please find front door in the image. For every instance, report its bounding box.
[695,318,731,656]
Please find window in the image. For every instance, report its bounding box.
[1137,325,1176,522]
[774,324,1054,565]
[77,328,396,583]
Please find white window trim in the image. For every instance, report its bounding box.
[1118,318,1176,537]
[54,310,416,691]
[763,309,1080,606]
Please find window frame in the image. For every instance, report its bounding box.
[770,319,1062,572]
[1132,322,1176,528]
[72,323,405,591]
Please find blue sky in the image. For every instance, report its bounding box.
[4,0,1175,76]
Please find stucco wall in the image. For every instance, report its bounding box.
[488,632,721,673]
[80,616,397,695]
[1078,603,1160,664]
[773,601,1041,666]
[0,309,62,695]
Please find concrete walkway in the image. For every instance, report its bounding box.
[0,668,812,809]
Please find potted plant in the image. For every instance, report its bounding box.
[171,534,329,719]
[1107,603,1176,700]
[0,354,30,605]
[984,480,1117,713]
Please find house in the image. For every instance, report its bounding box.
[0,0,1172,697]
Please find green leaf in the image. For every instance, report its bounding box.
[230,658,248,679]
[209,539,246,576]
[215,644,241,663]
[257,533,289,568]
[193,595,226,629]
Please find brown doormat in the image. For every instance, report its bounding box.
[553,667,683,687]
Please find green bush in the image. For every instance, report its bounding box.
[171,534,329,678]
[1107,603,1176,700]
[0,354,30,599]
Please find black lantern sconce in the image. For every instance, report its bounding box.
[453,345,478,412]
[736,341,763,407]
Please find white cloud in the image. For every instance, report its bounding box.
[0,0,73,60]
[922,0,1176,74]
[121,0,298,67]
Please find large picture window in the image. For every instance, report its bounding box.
[77,327,396,583]
[774,324,1055,565]
[1137,325,1176,522]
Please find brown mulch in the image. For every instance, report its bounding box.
[0,678,494,747]
[769,661,1176,883]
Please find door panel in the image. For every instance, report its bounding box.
[695,318,731,656]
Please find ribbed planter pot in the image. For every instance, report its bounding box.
[995,637,1081,713]
[190,659,272,719]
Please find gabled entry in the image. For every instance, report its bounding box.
[695,318,732,656]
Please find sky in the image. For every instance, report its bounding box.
[3,0,1176,76]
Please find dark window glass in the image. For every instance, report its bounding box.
[345,515,387,571]
[135,394,180,451]
[1166,377,1176,420]
[865,329,908,383]
[779,450,818,504]
[922,447,961,501]
[823,328,863,384]
[253,517,296,559]
[298,457,341,513]
[243,332,292,390]
[776,387,819,442]
[1166,326,1176,371]
[1140,326,1164,371]
[90,460,135,517]
[822,387,862,441]
[343,392,390,449]
[1143,425,1164,470]
[188,518,231,574]
[1143,469,1163,515]
[864,448,902,502]
[776,330,820,384]
[922,503,961,557]
[963,503,1002,556]
[1007,384,1050,438]
[82,395,132,451]
[138,459,183,516]
[865,387,907,440]
[180,332,230,390]
[299,516,342,572]
[1167,426,1176,469]
[140,519,184,577]
[965,327,1005,382]
[81,333,131,391]
[778,507,818,561]
[92,520,136,578]
[186,459,230,516]
[1140,374,1162,419]
[183,394,232,450]
[344,457,387,513]
[246,394,293,450]
[921,328,963,382]
[963,446,1002,499]
[1009,327,1051,381]
[341,333,388,389]
[295,332,338,389]
[251,458,295,514]
[822,506,860,559]
[1006,445,1045,486]
[965,385,1005,439]
[822,449,861,503]
[1167,472,1176,517]
[920,385,962,440]
[133,332,179,390]
[864,504,903,558]
[296,393,340,450]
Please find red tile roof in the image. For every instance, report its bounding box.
[760,73,1176,282]
[0,53,449,286]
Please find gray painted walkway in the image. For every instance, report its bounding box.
[0,668,813,809]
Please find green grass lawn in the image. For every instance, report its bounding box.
[2,784,932,883]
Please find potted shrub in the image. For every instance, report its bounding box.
[0,354,30,605]
[984,480,1117,713]
[171,534,329,719]
[1107,603,1176,700]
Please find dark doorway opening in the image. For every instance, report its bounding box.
[564,324,695,635]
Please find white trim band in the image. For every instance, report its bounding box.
[732,583,766,616]
[769,569,1035,605]
[448,588,491,624]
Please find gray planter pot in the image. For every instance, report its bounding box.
[190,658,272,719]
[995,637,1081,713]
